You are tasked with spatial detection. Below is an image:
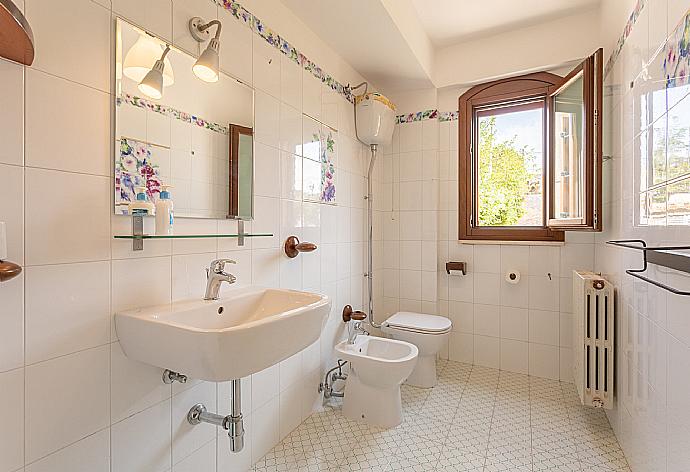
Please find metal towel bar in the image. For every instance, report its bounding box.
[606,239,690,296]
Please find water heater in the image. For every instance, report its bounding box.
[355,92,396,146]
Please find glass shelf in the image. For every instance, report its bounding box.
[114,233,273,240]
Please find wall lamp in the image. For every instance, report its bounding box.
[189,17,222,83]
[138,44,171,100]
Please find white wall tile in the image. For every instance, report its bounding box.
[111,400,172,472]
[0,272,23,373]
[528,343,559,380]
[500,339,529,374]
[474,273,500,305]
[500,306,528,341]
[254,92,280,149]
[25,261,110,364]
[253,36,281,99]
[26,0,111,91]
[25,169,110,265]
[473,334,499,368]
[474,304,500,337]
[474,245,501,273]
[172,382,217,465]
[218,7,252,85]
[500,245,529,276]
[528,309,559,346]
[449,332,473,363]
[0,368,24,472]
[112,255,171,314]
[25,429,110,472]
[25,70,110,176]
[25,346,109,462]
[528,274,559,311]
[302,72,322,121]
[0,164,24,265]
[281,56,302,111]
[251,397,279,464]
[0,60,23,166]
[113,0,172,41]
[110,342,171,423]
[279,383,302,440]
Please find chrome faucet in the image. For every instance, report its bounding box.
[204,259,237,300]
[347,321,368,344]
[342,305,368,344]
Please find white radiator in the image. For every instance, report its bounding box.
[572,271,614,409]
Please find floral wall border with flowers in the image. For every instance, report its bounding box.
[663,8,690,88]
[213,0,355,103]
[213,0,648,125]
[117,93,230,135]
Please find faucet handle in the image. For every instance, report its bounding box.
[210,259,236,273]
[342,305,367,322]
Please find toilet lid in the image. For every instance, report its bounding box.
[384,312,452,333]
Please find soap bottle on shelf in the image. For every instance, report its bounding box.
[128,187,155,216]
[155,185,174,235]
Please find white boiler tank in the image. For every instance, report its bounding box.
[354,92,396,145]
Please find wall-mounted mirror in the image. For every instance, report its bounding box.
[114,18,254,219]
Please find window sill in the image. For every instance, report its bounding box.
[458,239,565,246]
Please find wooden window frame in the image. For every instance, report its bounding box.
[547,48,603,231]
[458,71,565,242]
[228,124,253,219]
[458,49,603,242]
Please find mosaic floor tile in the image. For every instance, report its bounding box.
[253,361,631,472]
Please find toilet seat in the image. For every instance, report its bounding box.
[383,312,452,335]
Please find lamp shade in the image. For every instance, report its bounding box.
[124,34,174,86]
[138,59,165,100]
[192,37,220,83]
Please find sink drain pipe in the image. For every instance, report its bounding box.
[187,378,244,452]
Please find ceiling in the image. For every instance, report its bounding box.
[411,0,601,47]
[280,0,602,93]
[280,0,435,91]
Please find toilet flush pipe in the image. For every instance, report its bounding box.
[349,81,381,329]
[365,144,381,328]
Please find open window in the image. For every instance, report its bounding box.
[458,48,603,241]
[547,48,603,230]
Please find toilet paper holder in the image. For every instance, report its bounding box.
[445,261,467,275]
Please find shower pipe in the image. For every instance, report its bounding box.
[349,81,381,328]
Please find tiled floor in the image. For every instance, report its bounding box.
[252,360,631,471]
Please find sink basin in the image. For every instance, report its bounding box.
[115,286,331,381]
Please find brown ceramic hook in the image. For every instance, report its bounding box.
[342,305,367,322]
[0,260,21,282]
[284,236,317,258]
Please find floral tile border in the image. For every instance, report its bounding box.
[663,8,690,88]
[213,0,355,103]
[395,109,458,123]
[117,93,229,135]
[604,0,646,78]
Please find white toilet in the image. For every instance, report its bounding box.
[381,312,452,388]
[335,335,418,428]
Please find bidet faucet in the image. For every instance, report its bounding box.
[204,259,237,300]
[342,305,368,344]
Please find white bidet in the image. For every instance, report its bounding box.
[335,335,418,428]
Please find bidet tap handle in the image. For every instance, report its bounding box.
[342,305,367,322]
[210,259,236,274]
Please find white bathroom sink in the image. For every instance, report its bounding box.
[115,286,331,381]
